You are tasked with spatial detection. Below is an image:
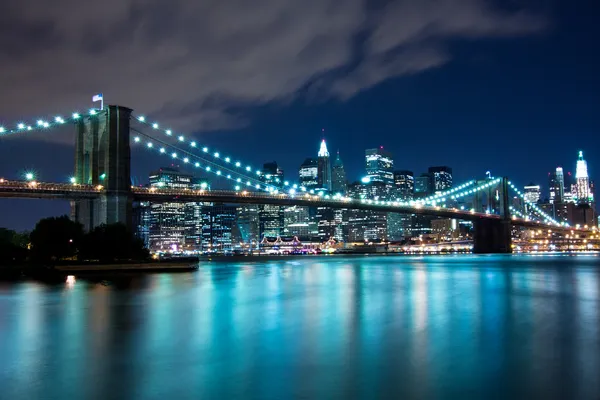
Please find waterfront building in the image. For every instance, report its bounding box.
[201,204,237,253]
[365,147,394,191]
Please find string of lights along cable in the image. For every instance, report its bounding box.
[0,109,106,137]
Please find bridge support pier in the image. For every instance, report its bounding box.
[472,218,512,254]
[71,105,133,231]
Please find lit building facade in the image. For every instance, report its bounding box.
[260,161,285,238]
[201,204,237,253]
[428,166,453,192]
[393,170,414,201]
[142,167,205,252]
[549,167,565,204]
[524,185,541,204]
[365,147,394,188]
[235,205,260,248]
[299,158,319,189]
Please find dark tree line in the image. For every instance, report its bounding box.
[1,216,148,266]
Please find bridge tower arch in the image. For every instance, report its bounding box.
[71,105,133,231]
[473,177,512,254]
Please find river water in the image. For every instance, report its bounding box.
[1,255,599,399]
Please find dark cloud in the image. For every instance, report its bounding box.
[0,0,546,135]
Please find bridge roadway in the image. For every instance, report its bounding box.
[0,180,591,234]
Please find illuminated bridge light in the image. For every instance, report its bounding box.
[214,152,220,158]
[246,166,251,172]
[171,152,177,158]
[166,130,172,135]
[235,186,240,191]
[178,136,185,142]
[183,157,189,163]
[72,113,80,119]
[195,162,200,167]
[225,157,230,163]
[147,142,153,148]
[203,147,208,153]
[235,162,241,167]
[43,122,50,128]
[256,171,261,176]
[37,120,44,126]
[27,126,32,131]
[17,123,25,129]
[133,136,140,142]
[247,181,251,186]
[70,177,76,184]
[89,109,97,115]
[226,174,231,179]
[206,167,211,171]
[216,171,221,175]
[190,142,196,147]
[255,184,260,189]
[138,116,145,122]
[237,178,241,183]
[0,127,4,133]
[160,148,166,153]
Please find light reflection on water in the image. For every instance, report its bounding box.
[0,255,599,399]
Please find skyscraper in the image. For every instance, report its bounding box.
[260,161,285,238]
[428,166,453,192]
[548,167,565,204]
[201,204,237,253]
[365,147,394,186]
[317,139,332,191]
[393,170,414,201]
[142,166,205,252]
[299,158,319,189]
[331,151,347,195]
[575,151,592,205]
[524,184,541,204]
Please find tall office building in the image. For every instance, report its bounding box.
[260,161,284,238]
[283,206,315,237]
[524,184,541,204]
[548,167,565,204]
[201,204,237,253]
[428,166,453,192]
[575,151,592,205]
[317,139,332,191]
[391,170,415,239]
[331,151,347,195]
[365,147,394,186]
[235,205,260,248]
[347,181,387,242]
[143,167,204,252]
[299,158,319,189]
[393,170,415,201]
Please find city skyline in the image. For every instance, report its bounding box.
[1,1,599,230]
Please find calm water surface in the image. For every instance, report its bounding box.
[1,255,599,399]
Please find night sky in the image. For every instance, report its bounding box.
[1,0,599,231]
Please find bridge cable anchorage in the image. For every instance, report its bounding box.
[0,109,106,138]
[507,183,561,226]
[131,130,271,192]
[129,113,308,193]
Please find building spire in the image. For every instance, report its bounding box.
[318,139,329,158]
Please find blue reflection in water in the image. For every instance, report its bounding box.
[0,255,599,399]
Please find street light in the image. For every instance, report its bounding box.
[25,172,34,181]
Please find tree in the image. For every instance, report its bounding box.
[0,228,29,265]
[29,216,84,263]
[79,223,149,263]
